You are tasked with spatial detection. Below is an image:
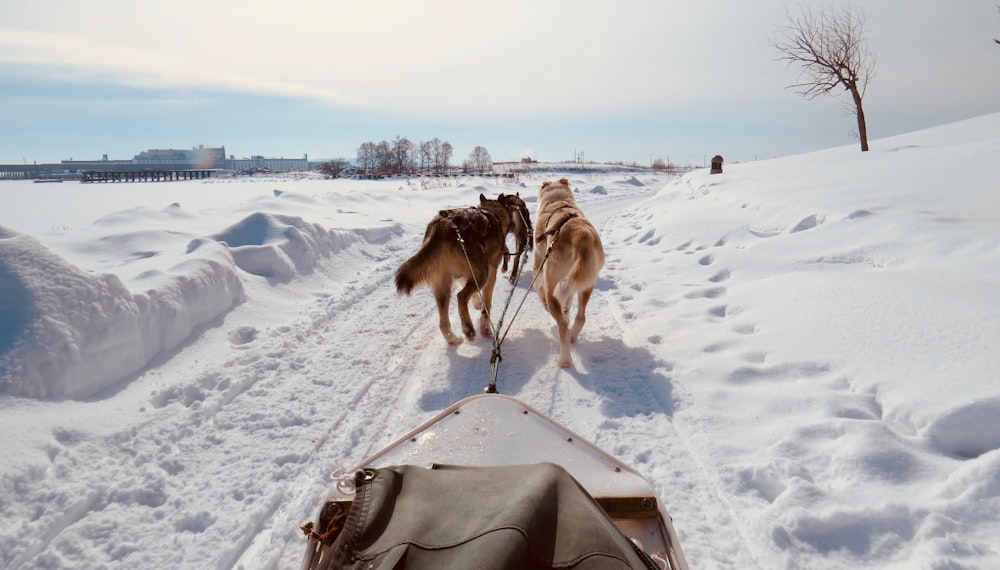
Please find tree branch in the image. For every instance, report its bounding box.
[771,5,875,151]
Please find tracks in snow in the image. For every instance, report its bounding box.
[2,185,761,569]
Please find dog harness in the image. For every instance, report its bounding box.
[536,202,579,244]
[446,207,490,234]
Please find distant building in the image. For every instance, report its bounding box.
[133,145,226,169]
[226,154,309,173]
[132,146,310,172]
[0,144,313,180]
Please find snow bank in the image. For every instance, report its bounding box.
[211,212,354,283]
[0,187,405,401]
[0,226,245,399]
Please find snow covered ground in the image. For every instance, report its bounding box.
[1,114,998,569]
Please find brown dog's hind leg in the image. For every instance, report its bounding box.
[455,281,478,341]
[508,247,522,284]
[434,285,463,345]
[477,267,498,338]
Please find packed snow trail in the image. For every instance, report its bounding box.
[246,181,759,568]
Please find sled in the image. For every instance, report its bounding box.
[301,393,689,569]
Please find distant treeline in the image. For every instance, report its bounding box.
[318,136,493,178]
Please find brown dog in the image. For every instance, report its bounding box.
[395,198,510,345]
[489,193,533,283]
[533,179,605,367]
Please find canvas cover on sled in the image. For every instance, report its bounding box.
[315,462,659,569]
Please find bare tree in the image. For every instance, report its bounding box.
[771,5,877,151]
[469,146,492,174]
[438,141,453,173]
[356,142,377,177]
[426,138,443,173]
[392,135,415,174]
[374,141,392,176]
[419,141,433,172]
[318,158,350,178]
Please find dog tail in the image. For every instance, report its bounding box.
[395,220,447,295]
[565,235,605,291]
[395,245,432,295]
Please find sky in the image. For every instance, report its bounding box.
[2,0,999,166]
[1,113,998,568]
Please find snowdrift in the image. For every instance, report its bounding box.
[0,204,373,399]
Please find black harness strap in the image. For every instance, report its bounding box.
[447,206,487,233]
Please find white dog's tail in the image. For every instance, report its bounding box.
[554,241,603,305]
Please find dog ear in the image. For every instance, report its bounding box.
[480,193,487,204]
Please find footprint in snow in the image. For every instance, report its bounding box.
[707,305,727,318]
[228,326,258,346]
[847,209,875,220]
[709,269,730,283]
[684,286,726,299]
[749,228,781,238]
[790,214,825,233]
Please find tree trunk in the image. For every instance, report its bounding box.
[850,85,870,152]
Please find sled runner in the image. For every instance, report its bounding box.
[300,394,689,569]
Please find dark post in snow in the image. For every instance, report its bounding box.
[710,155,724,174]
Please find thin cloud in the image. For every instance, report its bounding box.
[0,28,367,108]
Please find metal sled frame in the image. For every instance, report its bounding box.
[310,393,688,570]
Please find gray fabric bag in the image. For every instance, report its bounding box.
[317,462,658,569]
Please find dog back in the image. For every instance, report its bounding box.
[533,179,604,284]
[535,180,588,247]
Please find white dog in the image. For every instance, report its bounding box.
[532,179,605,367]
